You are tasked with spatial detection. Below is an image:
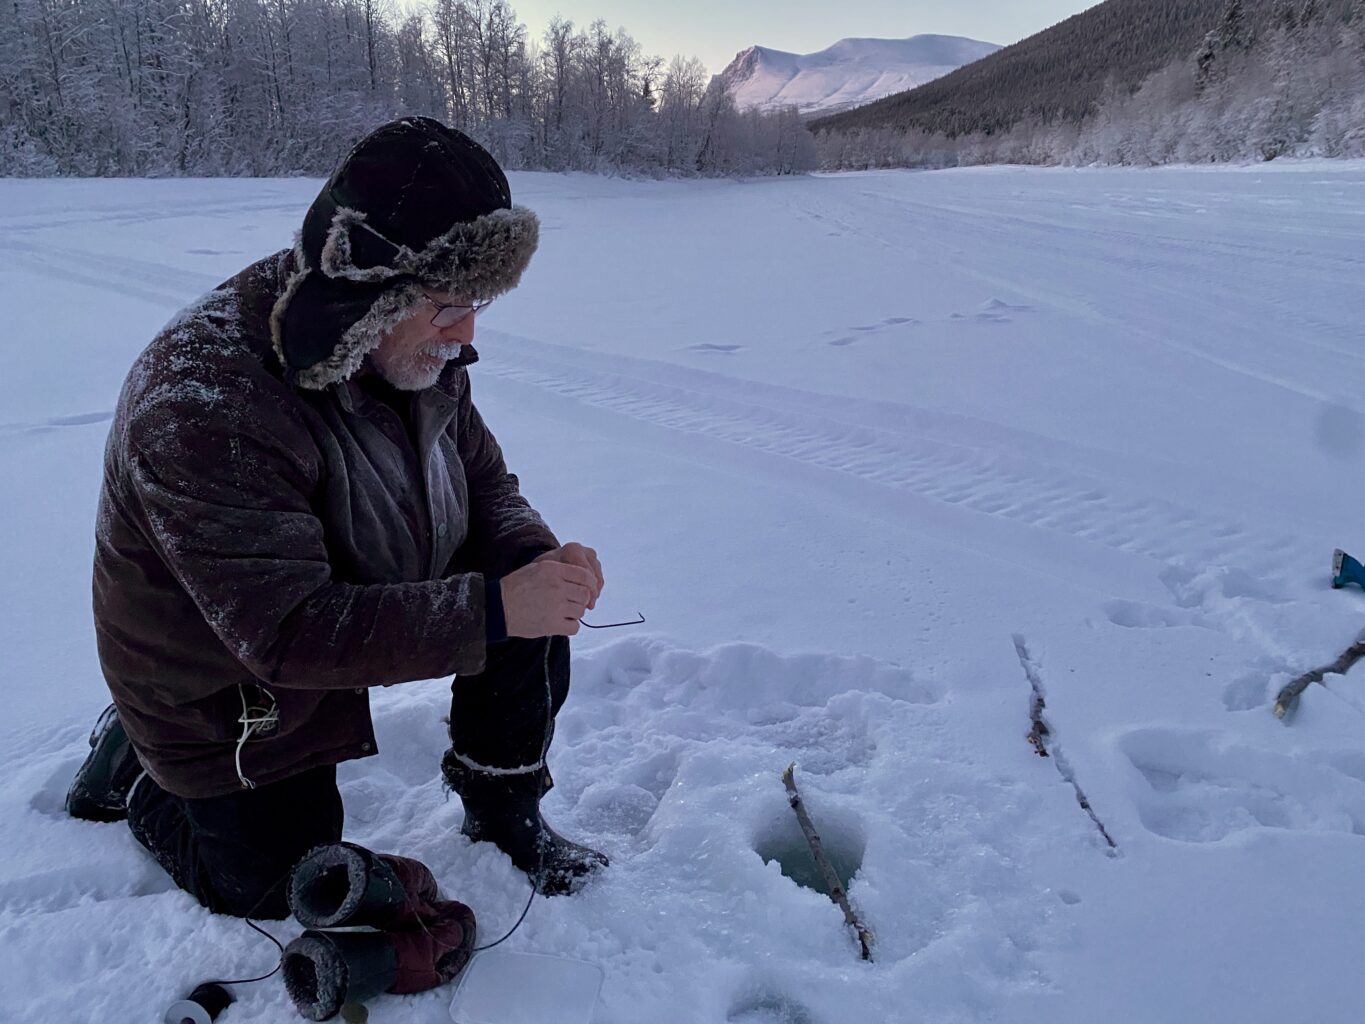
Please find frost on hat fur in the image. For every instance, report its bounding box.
[269,203,539,390]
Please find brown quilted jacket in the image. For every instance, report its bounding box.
[92,250,558,798]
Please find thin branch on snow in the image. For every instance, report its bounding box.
[1013,635,1119,854]
[781,763,874,962]
[1024,664,1050,759]
[1273,640,1365,720]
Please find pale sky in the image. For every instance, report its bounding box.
[508,1,1099,76]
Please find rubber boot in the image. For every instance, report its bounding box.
[442,753,608,896]
[1333,549,1365,590]
[65,704,142,822]
[283,929,397,1021]
[284,842,477,1018]
[288,842,438,930]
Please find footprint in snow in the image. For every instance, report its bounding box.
[980,297,1034,313]
[685,343,743,354]
[973,299,1032,324]
[1120,727,1365,843]
[1222,672,1270,711]
[825,317,919,346]
[1101,599,1207,630]
[1159,563,1290,608]
[1310,750,1365,785]
[940,299,1034,325]
[0,861,176,917]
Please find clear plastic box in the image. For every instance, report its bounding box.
[450,951,605,1024]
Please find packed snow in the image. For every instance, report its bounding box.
[2,162,1365,1023]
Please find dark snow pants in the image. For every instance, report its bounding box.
[447,634,570,783]
[128,763,343,919]
[125,634,570,918]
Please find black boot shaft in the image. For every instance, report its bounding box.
[445,751,607,896]
[283,930,397,1021]
[289,843,408,929]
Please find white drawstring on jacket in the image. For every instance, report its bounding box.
[235,686,279,790]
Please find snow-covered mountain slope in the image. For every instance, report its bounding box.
[718,35,1000,115]
[3,162,1365,1022]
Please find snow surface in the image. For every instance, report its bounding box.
[719,36,1001,116]
[3,163,1365,1023]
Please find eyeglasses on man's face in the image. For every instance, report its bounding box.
[422,294,495,328]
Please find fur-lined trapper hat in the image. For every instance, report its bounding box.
[271,117,539,389]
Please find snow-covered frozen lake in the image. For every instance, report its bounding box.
[2,162,1364,1023]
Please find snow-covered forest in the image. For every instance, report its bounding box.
[0,0,816,176]
[815,0,1365,168]
[7,0,1365,177]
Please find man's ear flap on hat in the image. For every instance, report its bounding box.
[272,267,392,383]
[319,208,408,282]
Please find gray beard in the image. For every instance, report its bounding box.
[372,343,461,391]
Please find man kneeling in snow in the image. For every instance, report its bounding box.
[66,119,609,924]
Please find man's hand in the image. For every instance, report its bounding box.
[532,543,604,611]
[499,558,599,638]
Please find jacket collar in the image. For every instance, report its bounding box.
[330,361,463,461]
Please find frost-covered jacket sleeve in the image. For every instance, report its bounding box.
[127,391,490,688]
[455,374,559,574]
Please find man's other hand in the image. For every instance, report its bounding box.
[500,558,599,637]
[532,543,604,611]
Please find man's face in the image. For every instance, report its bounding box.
[371,288,477,391]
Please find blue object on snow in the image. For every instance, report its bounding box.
[1332,549,1365,590]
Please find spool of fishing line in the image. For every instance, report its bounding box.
[163,982,233,1024]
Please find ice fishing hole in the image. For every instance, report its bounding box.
[728,993,815,1024]
[753,804,865,898]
